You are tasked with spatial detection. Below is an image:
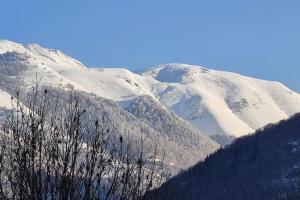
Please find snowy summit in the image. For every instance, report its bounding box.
[0,40,300,144]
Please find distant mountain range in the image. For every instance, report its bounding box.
[0,39,300,169]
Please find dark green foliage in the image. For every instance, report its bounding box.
[150,113,300,200]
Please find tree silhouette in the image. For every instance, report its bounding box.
[0,84,168,200]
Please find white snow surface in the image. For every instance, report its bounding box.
[0,89,12,109]
[1,40,300,138]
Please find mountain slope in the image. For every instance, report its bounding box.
[0,89,12,109]
[0,89,12,121]
[0,40,220,169]
[0,40,300,142]
[0,86,219,170]
[125,95,218,157]
[139,64,300,138]
[150,113,300,200]
[64,91,219,169]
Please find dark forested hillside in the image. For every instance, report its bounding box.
[150,113,300,200]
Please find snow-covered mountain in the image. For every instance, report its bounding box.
[0,40,221,170]
[59,91,220,169]
[1,39,300,144]
[139,64,300,138]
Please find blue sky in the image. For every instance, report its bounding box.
[1,0,300,91]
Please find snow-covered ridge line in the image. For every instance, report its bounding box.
[0,39,85,69]
[0,39,300,142]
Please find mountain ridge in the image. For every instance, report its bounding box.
[0,39,300,142]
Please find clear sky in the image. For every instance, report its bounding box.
[1,0,300,92]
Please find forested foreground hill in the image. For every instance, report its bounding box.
[149,113,300,200]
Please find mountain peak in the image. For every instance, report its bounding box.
[1,40,299,141]
[0,39,23,54]
[156,63,208,69]
[139,63,210,83]
[0,39,86,69]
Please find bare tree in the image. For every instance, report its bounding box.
[0,84,168,200]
